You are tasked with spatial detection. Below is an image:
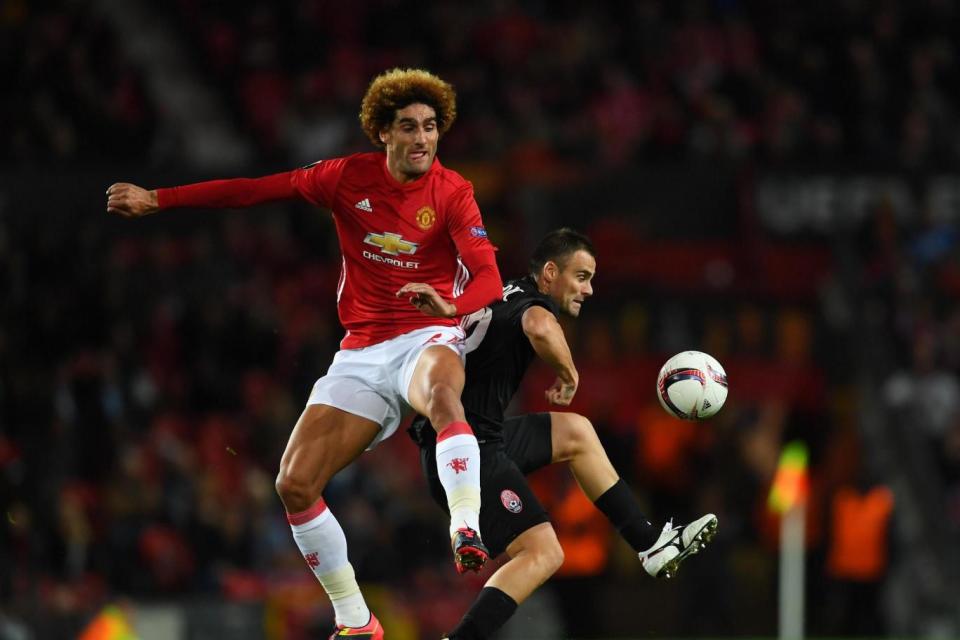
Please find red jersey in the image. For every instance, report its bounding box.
[157,152,501,349]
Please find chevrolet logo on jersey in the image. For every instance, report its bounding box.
[363,232,419,256]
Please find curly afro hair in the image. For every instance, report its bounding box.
[359,68,457,147]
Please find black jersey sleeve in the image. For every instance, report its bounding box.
[502,278,560,321]
[462,277,558,354]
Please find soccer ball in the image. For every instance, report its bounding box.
[656,351,728,420]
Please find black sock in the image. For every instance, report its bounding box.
[594,478,658,552]
[447,587,518,640]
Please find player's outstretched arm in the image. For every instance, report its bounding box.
[521,305,578,406]
[106,183,159,218]
[107,172,303,218]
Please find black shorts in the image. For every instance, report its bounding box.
[421,412,554,557]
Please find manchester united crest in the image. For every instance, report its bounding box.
[415,206,436,230]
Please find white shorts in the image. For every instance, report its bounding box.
[307,325,466,449]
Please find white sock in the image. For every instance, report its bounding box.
[288,498,370,628]
[435,421,482,538]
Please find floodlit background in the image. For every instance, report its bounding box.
[2,1,959,638]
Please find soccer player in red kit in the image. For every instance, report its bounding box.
[107,68,501,639]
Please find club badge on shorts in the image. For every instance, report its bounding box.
[501,489,523,514]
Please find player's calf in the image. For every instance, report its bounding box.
[435,421,485,567]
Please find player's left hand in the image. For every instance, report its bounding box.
[397,283,457,318]
[545,377,577,406]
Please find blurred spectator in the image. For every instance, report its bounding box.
[823,483,894,636]
[3,5,156,165]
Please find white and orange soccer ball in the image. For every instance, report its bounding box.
[656,351,728,420]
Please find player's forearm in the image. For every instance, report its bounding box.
[156,171,300,210]
[529,330,579,386]
[450,250,502,316]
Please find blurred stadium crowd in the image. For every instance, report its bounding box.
[2,1,960,638]
[8,0,960,168]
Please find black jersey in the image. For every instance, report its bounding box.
[409,276,560,446]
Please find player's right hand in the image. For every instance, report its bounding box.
[396,282,457,318]
[545,376,577,406]
[106,183,159,218]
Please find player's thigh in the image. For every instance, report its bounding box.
[308,353,406,447]
[279,403,380,487]
[501,412,554,475]
[479,449,550,557]
[405,343,465,415]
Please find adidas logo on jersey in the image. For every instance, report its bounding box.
[355,198,373,212]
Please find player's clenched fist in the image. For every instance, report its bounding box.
[545,376,578,406]
[106,183,159,218]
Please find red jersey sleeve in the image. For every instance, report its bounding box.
[445,185,502,315]
[290,157,349,207]
[156,171,300,209]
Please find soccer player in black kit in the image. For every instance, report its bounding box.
[409,228,719,640]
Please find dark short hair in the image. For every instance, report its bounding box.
[529,228,596,277]
[359,68,457,147]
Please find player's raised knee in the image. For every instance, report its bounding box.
[428,381,459,404]
[570,413,595,440]
[554,413,596,460]
[538,536,565,576]
[275,467,319,513]
[425,382,464,426]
